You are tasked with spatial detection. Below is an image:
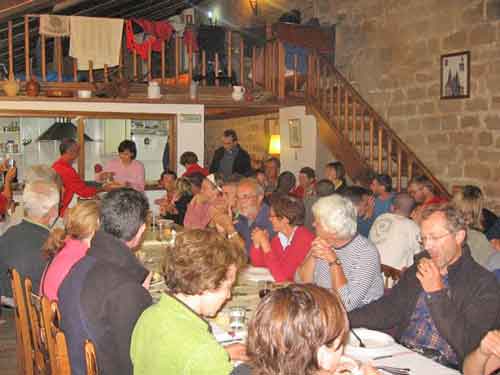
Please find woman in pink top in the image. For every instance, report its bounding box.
[40,200,100,301]
[250,193,314,282]
[183,173,225,229]
[97,140,145,191]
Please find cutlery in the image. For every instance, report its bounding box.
[350,329,366,348]
[375,365,410,375]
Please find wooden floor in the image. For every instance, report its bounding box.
[0,308,17,375]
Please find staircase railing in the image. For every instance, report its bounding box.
[305,53,450,197]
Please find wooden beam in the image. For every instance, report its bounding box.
[24,15,30,81]
[8,20,14,80]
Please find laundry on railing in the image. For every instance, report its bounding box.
[125,19,174,60]
[69,16,124,70]
[39,15,70,37]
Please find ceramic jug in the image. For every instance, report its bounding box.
[3,79,19,97]
[232,86,246,101]
[148,81,161,99]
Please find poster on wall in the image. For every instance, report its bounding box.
[288,119,302,148]
[440,51,470,99]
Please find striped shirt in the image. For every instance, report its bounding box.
[313,234,384,311]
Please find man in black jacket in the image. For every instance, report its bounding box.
[349,204,500,370]
[209,129,252,179]
[58,188,152,375]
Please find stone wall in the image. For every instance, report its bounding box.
[328,0,500,211]
[204,114,278,169]
[199,0,500,212]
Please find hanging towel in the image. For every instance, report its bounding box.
[125,19,174,61]
[69,16,124,70]
[39,15,70,37]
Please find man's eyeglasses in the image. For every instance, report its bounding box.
[418,231,455,247]
[237,194,257,201]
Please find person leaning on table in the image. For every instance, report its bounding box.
[233,284,380,375]
[349,204,500,370]
[130,229,247,375]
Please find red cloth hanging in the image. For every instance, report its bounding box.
[125,19,174,60]
[183,28,198,53]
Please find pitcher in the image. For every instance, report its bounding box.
[232,85,246,101]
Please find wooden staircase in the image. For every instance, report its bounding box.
[304,54,450,196]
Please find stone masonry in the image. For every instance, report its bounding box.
[202,0,500,212]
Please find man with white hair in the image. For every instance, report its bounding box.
[296,194,384,311]
[0,180,60,300]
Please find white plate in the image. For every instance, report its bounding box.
[346,328,395,352]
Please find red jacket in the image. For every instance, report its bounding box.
[250,226,314,282]
[52,158,97,216]
[182,164,209,177]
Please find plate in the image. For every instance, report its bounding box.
[346,329,395,351]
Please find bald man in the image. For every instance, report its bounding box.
[369,193,422,270]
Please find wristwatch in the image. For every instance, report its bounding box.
[329,258,342,267]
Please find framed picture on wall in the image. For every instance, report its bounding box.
[288,119,302,148]
[440,51,470,99]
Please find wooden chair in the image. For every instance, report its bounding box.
[24,278,48,375]
[10,268,34,375]
[40,297,71,375]
[84,339,99,375]
[381,264,402,289]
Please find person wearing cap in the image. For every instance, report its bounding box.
[485,219,500,277]
[183,174,225,229]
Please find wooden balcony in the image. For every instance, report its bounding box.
[0,15,334,118]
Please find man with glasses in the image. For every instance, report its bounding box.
[349,204,500,370]
[408,175,448,223]
[234,178,275,255]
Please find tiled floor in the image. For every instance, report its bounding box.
[0,308,17,375]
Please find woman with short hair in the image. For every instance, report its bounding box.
[96,140,145,191]
[131,229,247,375]
[241,284,379,375]
[250,193,313,282]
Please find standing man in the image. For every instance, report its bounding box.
[349,204,500,370]
[263,157,280,194]
[209,129,252,179]
[52,138,101,216]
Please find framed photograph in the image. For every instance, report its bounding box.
[288,119,302,148]
[440,51,470,99]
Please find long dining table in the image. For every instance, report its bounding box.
[137,233,461,375]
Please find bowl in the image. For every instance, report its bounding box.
[77,90,92,98]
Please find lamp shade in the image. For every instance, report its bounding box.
[268,134,281,155]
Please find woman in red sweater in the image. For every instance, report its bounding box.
[250,194,314,282]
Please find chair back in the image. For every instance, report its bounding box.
[40,297,71,375]
[381,264,402,289]
[24,278,48,374]
[84,339,99,375]
[10,268,34,375]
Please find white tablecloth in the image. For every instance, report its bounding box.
[345,341,460,375]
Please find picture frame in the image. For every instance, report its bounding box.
[288,119,302,148]
[440,51,470,99]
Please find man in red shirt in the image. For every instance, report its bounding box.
[0,161,16,216]
[408,175,448,223]
[52,139,101,216]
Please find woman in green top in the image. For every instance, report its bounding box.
[130,229,247,375]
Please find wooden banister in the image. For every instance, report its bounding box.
[307,54,450,197]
